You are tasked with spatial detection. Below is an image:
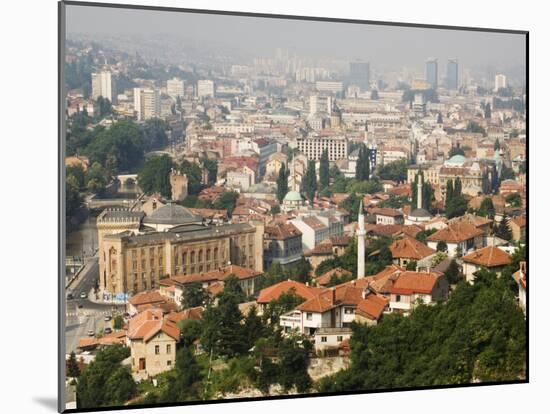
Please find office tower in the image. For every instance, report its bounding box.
[91,71,117,103]
[197,80,215,98]
[447,59,459,90]
[134,88,160,121]
[426,58,438,89]
[166,77,185,98]
[349,61,370,91]
[494,74,507,92]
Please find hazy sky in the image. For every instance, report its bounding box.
[66,4,526,72]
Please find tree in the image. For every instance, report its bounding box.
[304,160,317,202]
[263,289,306,326]
[436,241,448,252]
[96,96,113,118]
[66,174,82,217]
[137,154,173,198]
[202,158,218,185]
[495,215,512,241]
[177,319,203,347]
[103,366,136,406]
[85,162,108,194]
[277,335,312,392]
[276,163,289,203]
[355,144,370,181]
[478,197,496,219]
[378,159,408,183]
[243,306,267,349]
[179,160,203,195]
[466,121,487,136]
[141,119,168,152]
[76,345,133,408]
[448,146,465,158]
[505,193,521,208]
[67,351,81,378]
[159,346,202,402]
[181,282,208,309]
[444,259,461,284]
[494,138,500,151]
[201,275,247,358]
[405,261,417,271]
[113,315,124,330]
[319,149,330,191]
[213,191,239,215]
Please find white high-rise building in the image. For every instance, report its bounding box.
[494,74,507,92]
[356,200,366,279]
[166,78,185,99]
[197,80,215,98]
[134,88,160,121]
[91,71,117,103]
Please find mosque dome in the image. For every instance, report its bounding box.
[283,191,303,202]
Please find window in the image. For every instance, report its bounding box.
[306,312,312,321]
[167,360,171,366]
[321,336,327,343]
[396,294,401,302]
[337,336,343,342]
[155,345,160,355]
[206,249,211,261]
[198,250,203,262]
[344,307,355,315]
[166,344,171,354]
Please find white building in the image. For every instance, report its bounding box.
[197,80,215,98]
[134,88,160,121]
[315,81,344,94]
[296,135,348,161]
[494,74,507,92]
[91,71,117,103]
[166,78,185,99]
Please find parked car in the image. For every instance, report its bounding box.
[80,292,87,299]
[104,315,112,322]
[87,330,94,336]
[104,327,112,334]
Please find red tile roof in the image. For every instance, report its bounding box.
[315,267,352,287]
[426,221,484,243]
[356,294,389,320]
[127,309,180,342]
[171,265,261,285]
[166,307,204,324]
[390,236,436,260]
[297,285,363,313]
[388,271,442,295]
[257,280,323,304]
[264,223,302,240]
[129,291,167,307]
[462,246,511,267]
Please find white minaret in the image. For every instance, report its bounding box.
[417,173,423,210]
[356,200,366,279]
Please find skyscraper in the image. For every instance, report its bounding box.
[426,58,438,89]
[349,61,370,91]
[494,74,507,92]
[446,59,459,90]
[91,71,117,103]
[166,77,185,99]
[134,88,160,121]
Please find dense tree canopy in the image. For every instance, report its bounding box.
[318,270,526,392]
[137,154,173,198]
[378,159,408,183]
[141,119,169,152]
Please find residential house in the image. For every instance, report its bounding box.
[256,280,323,315]
[367,207,404,225]
[126,309,180,379]
[426,221,484,257]
[315,267,353,287]
[461,246,511,283]
[389,236,437,268]
[128,291,179,315]
[388,271,449,314]
[509,216,526,243]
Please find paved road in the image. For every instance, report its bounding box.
[64,256,125,354]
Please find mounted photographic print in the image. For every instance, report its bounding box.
[59,1,528,412]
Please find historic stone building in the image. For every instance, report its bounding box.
[169,169,188,201]
[97,205,263,296]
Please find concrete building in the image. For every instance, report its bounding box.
[91,71,117,103]
[166,77,185,99]
[446,58,459,90]
[134,88,160,121]
[169,170,188,201]
[296,135,348,161]
[349,61,370,91]
[494,74,507,92]
[263,223,303,270]
[426,58,438,90]
[197,79,215,98]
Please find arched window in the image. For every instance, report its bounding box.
[206,249,211,261]
[182,252,187,264]
[214,248,218,260]
[198,250,203,262]
[190,251,195,263]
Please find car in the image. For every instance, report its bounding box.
[104,315,112,322]
[87,330,95,336]
[104,327,112,334]
[66,293,74,300]
[80,292,88,299]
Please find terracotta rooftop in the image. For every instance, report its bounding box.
[511,215,526,228]
[462,246,511,267]
[315,267,352,287]
[127,309,180,342]
[257,280,323,304]
[165,307,204,324]
[426,221,484,243]
[356,294,389,320]
[128,291,167,307]
[297,284,364,313]
[388,271,442,295]
[264,223,302,240]
[390,236,436,260]
[368,207,404,218]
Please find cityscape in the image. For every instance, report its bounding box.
[63,4,527,411]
